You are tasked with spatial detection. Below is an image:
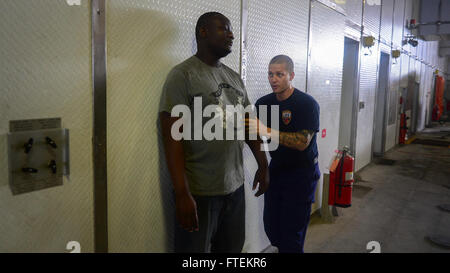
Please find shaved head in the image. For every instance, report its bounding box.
[195,12,226,41]
[195,12,234,59]
[269,55,294,74]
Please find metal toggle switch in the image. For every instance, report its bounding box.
[24,138,34,154]
[48,160,57,174]
[22,167,38,173]
[46,136,57,149]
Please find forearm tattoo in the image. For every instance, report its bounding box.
[278,129,314,150]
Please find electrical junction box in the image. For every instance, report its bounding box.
[7,118,70,195]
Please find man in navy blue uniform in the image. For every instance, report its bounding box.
[247,55,321,253]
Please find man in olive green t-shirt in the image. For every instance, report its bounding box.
[159,12,269,253]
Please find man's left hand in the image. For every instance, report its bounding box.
[253,166,269,197]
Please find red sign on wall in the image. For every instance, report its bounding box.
[322,129,326,138]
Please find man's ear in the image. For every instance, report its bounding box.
[289,71,295,81]
[199,26,207,39]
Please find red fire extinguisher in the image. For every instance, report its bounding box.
[398,95,408,144]
[328,147,354,208]
[399,113,408,144]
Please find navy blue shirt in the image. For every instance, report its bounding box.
[255,88,320,172]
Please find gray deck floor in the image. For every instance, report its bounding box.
[304,127,450,253]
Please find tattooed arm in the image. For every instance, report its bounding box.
[276,129,315,151]
[246,118,315,151]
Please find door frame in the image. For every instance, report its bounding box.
[339,36,361,156]
[372,51,391,157]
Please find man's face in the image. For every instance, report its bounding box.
[204,15,234,58]
[268,63,294,94]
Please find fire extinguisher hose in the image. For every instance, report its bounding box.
[338,149,346,198]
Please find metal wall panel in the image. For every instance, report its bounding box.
[245,0,310,252]
[439,57,447,72]
[424,65,434,126]
[390,56,402,107]
[430,42,435,65]
[355,44,379,171]
[386,51,401,151]
[334,0,363,25]
[400,52,410,88]
[430,43,436,65]
[415,56,422,83]
[308,2,345,205]
[380,0,394,44]
[358,0,381,165]
[392,0,405,48]
[106,0,242,252]
[386,4,403,152]
[0,0,94,252]
[411,58,420,132]
[434,43,439,65]
[246,0,309,100]
[422,64,429,127]
[428,43,433,65]
[418,40,424,60]
[427,43,433,69]
[417,63,427,131]
[400,0,413,91]
[421,42,426,65]
[363,0,381,37]
[403,0,413,54]
[407,57,416,114]
[410,57,417,83]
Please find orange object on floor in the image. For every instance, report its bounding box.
[432,76,445,121]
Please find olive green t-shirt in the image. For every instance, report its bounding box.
[160,56,250,196]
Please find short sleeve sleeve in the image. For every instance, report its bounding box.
[243,89,251,108]
[298,100,320,132]
[254,98,261,115]
[236,75,251,107]
[159,68,191,114]
[254,97,271,128]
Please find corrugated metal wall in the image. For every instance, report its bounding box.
[335,0,363,25]
[387,0,404,150]
[245,0,310,252]
[380,0,393,45]
[417,62,427,130]
[354,1,381,171]
[307,1,345,210]
[392,0,404,48]
[0,0,94,252]
[105,0,242,252]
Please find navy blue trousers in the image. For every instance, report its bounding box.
[264,166,318,253]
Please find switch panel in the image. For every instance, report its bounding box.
[7,118,70,195]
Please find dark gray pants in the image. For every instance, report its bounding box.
[174,185,245,253]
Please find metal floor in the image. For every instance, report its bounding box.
[305,123,450,253]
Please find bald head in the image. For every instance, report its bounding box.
[195,12,226,42]
[195,12,234,59]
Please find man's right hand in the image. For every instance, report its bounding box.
[175,191,199,232]
[160,111,199,232]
